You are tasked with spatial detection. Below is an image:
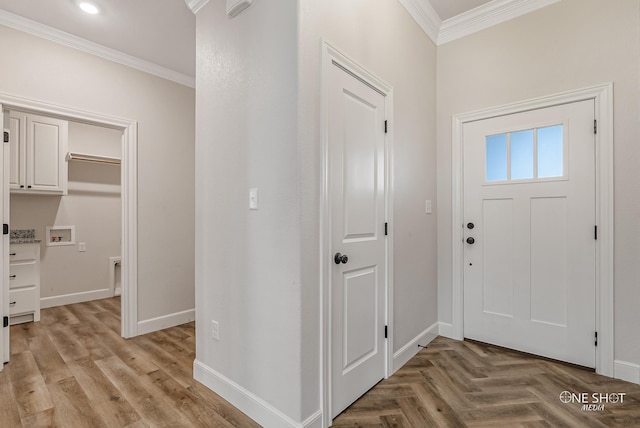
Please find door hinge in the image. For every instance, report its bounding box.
[2,224,7,235]
[3,131,8,143]
[384,325,388,339]
[384,120,388,134]
[595,331,598,347]
[3,316,7,328]
[594,119,597,134]
[384,222,388,236]
[594,225,598,240]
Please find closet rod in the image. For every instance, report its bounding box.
[66,152,121,165]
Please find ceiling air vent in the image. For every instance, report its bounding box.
[227,0,253,18]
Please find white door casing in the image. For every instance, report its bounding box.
[451,84,614,376]
[463,100,596,367]
[321,41,394,426]
[1,107,8,365]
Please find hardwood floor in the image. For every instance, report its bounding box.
[333,337,640,427]
[2,299,639,427]
[0,298,259,428]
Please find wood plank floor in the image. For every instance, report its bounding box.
[2,299,639,427]
[333,337,640,427]
[0,298,259,428]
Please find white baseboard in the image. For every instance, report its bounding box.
[194,359,322,428]
[438,321,455,339]
[392,321,439,372]
[40,288,114,309]
[137,308,195,335]
[614,360,640,384]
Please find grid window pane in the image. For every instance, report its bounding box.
[486,134,507,181]
[510,129,534,180]
[538,125,563,178]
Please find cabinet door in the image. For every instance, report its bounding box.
[8,111,26,191]
[25,113,68,194]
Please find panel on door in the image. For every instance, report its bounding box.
[329,61,386,418]
[463,99,596,368]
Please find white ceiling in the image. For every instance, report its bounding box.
[0,0,195,77]
[0,0,553,86]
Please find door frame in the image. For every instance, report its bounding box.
[0,93,139,339]
[321,40,394,426]
[450,83,614,376]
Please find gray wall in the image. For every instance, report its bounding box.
[436,0,640,367]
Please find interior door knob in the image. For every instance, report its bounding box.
[334,252,349,265]
[466,237,475,245]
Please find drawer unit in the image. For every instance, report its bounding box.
[9,287,38,316]
[9,261,37,289]
[8,243,40,324]
[9,244,38,262]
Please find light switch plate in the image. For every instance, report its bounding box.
[426,200,433,214]
[249,188,258,210]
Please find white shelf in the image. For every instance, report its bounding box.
[66,152,121,165]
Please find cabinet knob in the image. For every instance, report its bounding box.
[20,185,24,188]
[27,185,32,189]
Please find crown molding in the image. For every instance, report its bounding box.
[0,10,195,88]
[437,0,562,45]
[185,0,210,14]
[397,0,441,45]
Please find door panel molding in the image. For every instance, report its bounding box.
[451,83,614,377]
[0,92,138,339]
[321,40,394,427]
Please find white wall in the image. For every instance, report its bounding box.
[436,0,640,367]
[194,0,302,423]
[194,0,437,425]
[11,121,121,302]
[0,25,195,327]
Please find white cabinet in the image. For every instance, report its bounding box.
[9,110,68,195]
[9,243,41,324]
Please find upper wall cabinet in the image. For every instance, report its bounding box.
[9,111,68,195]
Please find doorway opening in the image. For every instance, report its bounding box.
[1,93,138,354]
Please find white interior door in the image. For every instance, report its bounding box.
[463,99,596,368]
[328,61,387,417]
[1,107,8,364]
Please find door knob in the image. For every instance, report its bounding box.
[467,222,475,229]
[466,237,475,245]
[334,252,349,265]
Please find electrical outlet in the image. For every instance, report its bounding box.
[211,320,219,341]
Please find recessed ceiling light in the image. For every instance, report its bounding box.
[79,2,99,14]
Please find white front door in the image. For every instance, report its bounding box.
[328,60,387,417]
[463,99,596,368]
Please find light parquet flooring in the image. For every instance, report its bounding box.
[2,299,640,427]
[333,337,640,427]
[0,297,259,428]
